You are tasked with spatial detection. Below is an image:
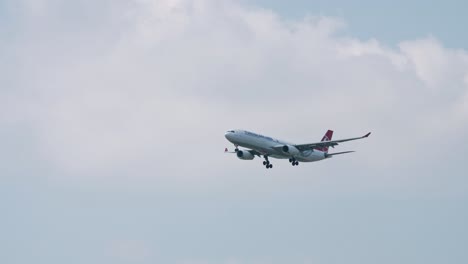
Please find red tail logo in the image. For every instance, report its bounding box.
[317,130,333,153]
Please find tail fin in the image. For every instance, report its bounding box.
[316,130,333,153]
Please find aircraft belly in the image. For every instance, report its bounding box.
[296,150,325,162]
[235,136,324,161]
[296,157,322,162]
[269,154,289,159]
[235,137,284,157]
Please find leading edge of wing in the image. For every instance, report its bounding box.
[295,132,371,151]
[224,148,263,157]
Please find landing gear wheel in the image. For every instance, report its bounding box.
[294,161,299,166]
[263,155,271,168]
[269,164,273,169]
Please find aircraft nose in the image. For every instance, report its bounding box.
[225,131,234,140]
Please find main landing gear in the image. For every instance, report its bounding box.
[263,156,273,169]
[289,158,299,166]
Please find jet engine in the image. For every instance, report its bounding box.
[282,145,300,156]
[236,150,255,160]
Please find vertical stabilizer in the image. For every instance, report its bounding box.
[317,130,333,153]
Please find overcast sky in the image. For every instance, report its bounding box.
[1,1,468,264]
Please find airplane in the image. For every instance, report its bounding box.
[224,129,371,169]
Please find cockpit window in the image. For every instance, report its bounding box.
[227,130,235,133]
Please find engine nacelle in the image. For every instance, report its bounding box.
[236,150,255,160]
[282,145,300,156]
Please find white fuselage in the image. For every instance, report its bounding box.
[225,130,326,162]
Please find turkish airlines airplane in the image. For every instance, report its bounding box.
[225,129,371,169]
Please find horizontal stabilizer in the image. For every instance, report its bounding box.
[325,151,355,158]
[224,148,237,153]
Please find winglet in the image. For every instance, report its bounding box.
[363,132,371,138]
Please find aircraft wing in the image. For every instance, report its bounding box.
[294,132,371,151]
[224,148,263,157]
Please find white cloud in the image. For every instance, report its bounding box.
[1,0,468,195]
[400,37,468,88]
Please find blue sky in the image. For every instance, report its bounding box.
[248,0,468,48]
[1,1,468,264]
